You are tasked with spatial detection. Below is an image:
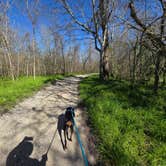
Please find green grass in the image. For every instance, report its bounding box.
[0,74,65,112]
[80,75,166,166]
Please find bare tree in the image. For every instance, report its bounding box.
[0,0,15,80]
[25,0,40,80]
[58,0,115,80]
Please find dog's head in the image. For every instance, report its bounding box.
[65,107,75,118]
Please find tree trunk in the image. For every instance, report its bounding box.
[6,52,15,81]
[26,63,29,77]
[163,70,165,86]
[4,17,15,80]
[17,52,20,78]
[162,59,166,86]
[102,50,109,80]
[61,44,66,75]
[154,53,160,93]
[132,48,136,85]
[32,27,36,80]
[33,51,36,80]
[154,4,165,93]
[100,27,109,81]
[99,51,103,79]
[26,52,30,77]
[99,49,109,80]
[129,52,133,81]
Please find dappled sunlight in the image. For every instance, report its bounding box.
[80,76,166,165]
[0,77,97,166]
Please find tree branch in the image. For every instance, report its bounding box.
[61,0,95,34]
[129,0,146,30]
[91,0,102,50]
[129,0,165,47]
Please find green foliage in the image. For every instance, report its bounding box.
[0,75,65,112]
[80,75,166,165]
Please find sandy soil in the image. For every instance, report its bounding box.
[0,76,97,166]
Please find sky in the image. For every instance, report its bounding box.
[3,0,163,53]
[5,0,90,53]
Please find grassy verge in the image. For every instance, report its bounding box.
[0,74,65,112]
[80,75,166,166]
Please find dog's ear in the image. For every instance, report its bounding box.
[72,107,75,117]
[66,107,70,112]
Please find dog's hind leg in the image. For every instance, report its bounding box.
[58,130,66,150]
[69,126,73,141]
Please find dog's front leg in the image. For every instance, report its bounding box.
[64,130,67,149]
[59,130,65,150]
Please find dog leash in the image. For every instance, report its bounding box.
[72,114,89,166]
[46,126,58,154]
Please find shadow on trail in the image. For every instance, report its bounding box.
[6,136,47,166]
[1,77,96,165]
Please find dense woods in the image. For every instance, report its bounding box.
[0,0,165,93]
[0,0,99,79]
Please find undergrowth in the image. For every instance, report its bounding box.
[80,75,166,166]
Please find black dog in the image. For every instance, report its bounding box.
[64,107,75,142]
[57,107,75,150]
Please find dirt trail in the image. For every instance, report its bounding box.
[0,76,96,166]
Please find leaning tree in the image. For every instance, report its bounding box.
[128,0,166,93]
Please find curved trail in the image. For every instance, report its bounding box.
[0,76,96,166]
